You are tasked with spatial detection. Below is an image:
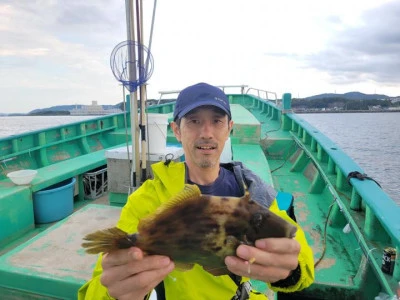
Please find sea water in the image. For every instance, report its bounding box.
[300,112,400,204]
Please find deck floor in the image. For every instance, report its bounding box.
[0,199,121,299]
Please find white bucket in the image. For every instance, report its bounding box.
[147,113,169,154]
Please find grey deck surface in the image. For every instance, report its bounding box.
[0,204,121,297]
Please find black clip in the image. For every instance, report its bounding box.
[164,153,174,166]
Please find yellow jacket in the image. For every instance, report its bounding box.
[78,161,314,299]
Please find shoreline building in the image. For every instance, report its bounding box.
[70,101,122,116]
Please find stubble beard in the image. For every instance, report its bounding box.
[198,158,215,168]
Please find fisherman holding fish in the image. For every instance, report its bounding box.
[79,83,314,299]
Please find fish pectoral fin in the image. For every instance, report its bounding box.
[174,262,195,272]
[226,235,241,248]
[203,265,230,276]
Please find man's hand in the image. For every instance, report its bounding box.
[101,247,175,300]
[224,238,300,283]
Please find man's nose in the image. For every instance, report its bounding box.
[199,121,213,138]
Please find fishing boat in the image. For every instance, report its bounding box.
[0,86,399,299]
[1,1,399,299]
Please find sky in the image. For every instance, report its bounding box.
[1,0,400,113]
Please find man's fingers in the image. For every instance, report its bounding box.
[224,238,301,282]
[102,247,143,268]
[225,256,290,282]
[255,238,300,254]
[235,244,298,270]
[106,261,175,297]
[101,253,172,284]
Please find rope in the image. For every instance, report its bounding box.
[314,201,335,267]
[347,171,381,188]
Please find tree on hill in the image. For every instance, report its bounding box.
[29,110,71,116]
[292,97,395,110]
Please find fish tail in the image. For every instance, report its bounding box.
[82,227,137,254]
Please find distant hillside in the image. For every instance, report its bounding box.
[29,105,82,114]
[305,92,391,101]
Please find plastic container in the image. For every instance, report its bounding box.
[7,169,38,185]
[147,113,169,154]
[33,177,76,224]
[83,167,107,200]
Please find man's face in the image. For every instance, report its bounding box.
[172,106,233,169]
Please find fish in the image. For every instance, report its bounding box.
[82,184,297,275]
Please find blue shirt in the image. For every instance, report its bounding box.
[187,166,243,197]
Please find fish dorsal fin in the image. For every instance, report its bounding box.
[139,184,201,228]
[163,184,201,209]
[154,184,201,215]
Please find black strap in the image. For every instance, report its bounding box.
[230,275,252,300]
[154,281,166,300]
[154,275,246,300]
[347,171,381,188]
[271,264,301,288]
[229,273,242,286]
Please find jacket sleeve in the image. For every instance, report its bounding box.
[267,200,315,293]
[77,180,161,300]
[78,254,114,300]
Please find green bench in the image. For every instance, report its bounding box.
[232,144,274,187]
[0,144,126,246]
[230,104,261,144]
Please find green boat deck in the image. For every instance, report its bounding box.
[0,204,121,299]
[0,95,399,299]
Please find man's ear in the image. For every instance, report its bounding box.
[227,120,234,139]
[171,121,181,142]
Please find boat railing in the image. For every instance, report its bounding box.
[243,95,400,284]
[157,90,181,105]
[0,113,127,177]
[282,111,400,282]
[245,87,278,105]
[157,85,253,105]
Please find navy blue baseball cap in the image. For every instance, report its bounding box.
[173,82,231,121]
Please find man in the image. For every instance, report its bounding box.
[79,82,314,299]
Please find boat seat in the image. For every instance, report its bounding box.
[29,143,127,193]
[231,144,273,186]
[230,104,261,144]
[0,143,126,246]
[31,150,107,193]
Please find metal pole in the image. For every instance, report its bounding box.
[136,0,148,183]
[125,0,140,188]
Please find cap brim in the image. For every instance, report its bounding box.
[176,101,231,120]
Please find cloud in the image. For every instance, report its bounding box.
[304,0,400,86]
[0,1,127,113]
[1,0,400,113]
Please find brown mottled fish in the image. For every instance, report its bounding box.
[82,184,297,275]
